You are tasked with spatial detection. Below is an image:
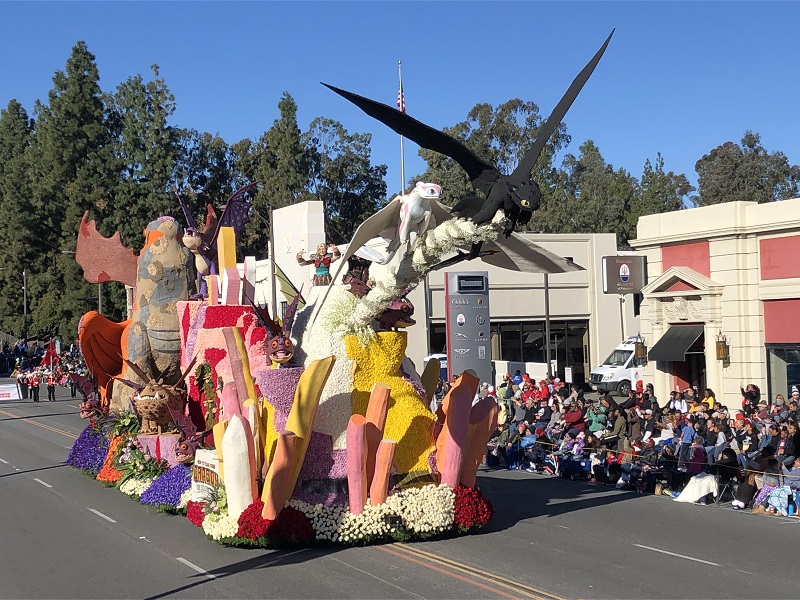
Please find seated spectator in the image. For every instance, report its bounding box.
[618,438,660,491]
[600,407,626,450]
[732,447,776,510]
[585,402,607,434]
[562,402,586,432]
[751,459,783,514]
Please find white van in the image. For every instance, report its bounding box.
[588,337,644,397]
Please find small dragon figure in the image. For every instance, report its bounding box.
[247,290,303,369]
[117,357,198,435]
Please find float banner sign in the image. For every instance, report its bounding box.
[444,271,492,386]
[603,255,646,294]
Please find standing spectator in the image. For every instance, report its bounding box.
[16,369,28,400]
[46,371,56,402]
[741,382,761,411]
[68,371,77,398]
[791,386,800,408]
[28,370,40,403]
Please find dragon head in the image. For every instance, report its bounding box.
[247,286,303,368]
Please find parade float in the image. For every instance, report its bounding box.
[65,33,611,546]
[66,189,503,547]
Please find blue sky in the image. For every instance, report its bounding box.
[1,2,798,198]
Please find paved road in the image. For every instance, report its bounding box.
[1,380,799,599]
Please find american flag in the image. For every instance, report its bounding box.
[397,84,405,113]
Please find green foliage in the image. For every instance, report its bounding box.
[693,131,800,206]
[114,440,169,487]
[106,410,141,438]
[304,117,387,243]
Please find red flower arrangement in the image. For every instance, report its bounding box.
[236,501,314,546]
[187,501,206,527]
[268,506,314,545]
[237,499,271,541]
[96,436,125,484]
[453,486,494,532]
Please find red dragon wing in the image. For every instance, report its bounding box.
[75,211,138,287]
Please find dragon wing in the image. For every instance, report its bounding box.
[478,233,584,274]
[174,186,199,231]
[209,182,258,252]
[274,262,306,310]
[309,196,402,329]
[75,212,138,288]
[322,83,499,195]
[512,30,614,181]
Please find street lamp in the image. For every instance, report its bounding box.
[61,251,102,315]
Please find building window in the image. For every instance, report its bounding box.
[766,345,800,400]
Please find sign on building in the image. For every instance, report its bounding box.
[445,271,492,386]
[602,255,646,294]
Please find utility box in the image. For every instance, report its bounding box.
[445,271,492,386]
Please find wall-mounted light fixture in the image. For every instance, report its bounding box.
[716,332,730,362]
[634,334,648,366]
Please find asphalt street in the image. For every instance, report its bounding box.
[1,379,798,599]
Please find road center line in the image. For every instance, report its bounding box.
[328,556,426,600]
[0,458,9,464]
[176,557,217,580]
[87,508,117,523]
[33,478,53,488]
[632,544,720,566]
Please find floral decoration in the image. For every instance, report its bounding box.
[236,499,271,541]
[187,501,206,527]
[267,506,315,546]
[119,476,154,498]
[202,512,240,541]
[177,488,192,511]
[140,464,192,510]
[384,484,455,536]
[287,499,346,542]
[114,439,169,487]
[96,436,125,484]
[453,485,493,532]
[66,424,110,475]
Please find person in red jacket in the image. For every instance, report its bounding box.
[46,371,56,402]
[28,370,40,403]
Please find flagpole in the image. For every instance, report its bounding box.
[398,60,406,195]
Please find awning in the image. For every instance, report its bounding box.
[648,325,705,362]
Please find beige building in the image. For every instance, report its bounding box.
[630,199,800,408]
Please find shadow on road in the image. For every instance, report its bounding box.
[0,412,73,422]
[0,463,69,479]
[143,547,341,600]
[476,468,641,533]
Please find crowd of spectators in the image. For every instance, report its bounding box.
[12,343,88,402]
[485,371,800,517]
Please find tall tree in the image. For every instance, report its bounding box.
[557,140,637,247]
[635,153,693,216]
[412,98,570,209]
[304,117,387,243]
[694,131,800,206]
[105,65,180,249]
[0,100,36,338]
[27,41,113,341]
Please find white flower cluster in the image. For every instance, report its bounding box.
[119,477,154,498]
[286,484,456,545]
[177,488,192,510]
[337,502,395,543]
[384,484,455,535]
[287,500,347,542]
[201,512,239,541]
